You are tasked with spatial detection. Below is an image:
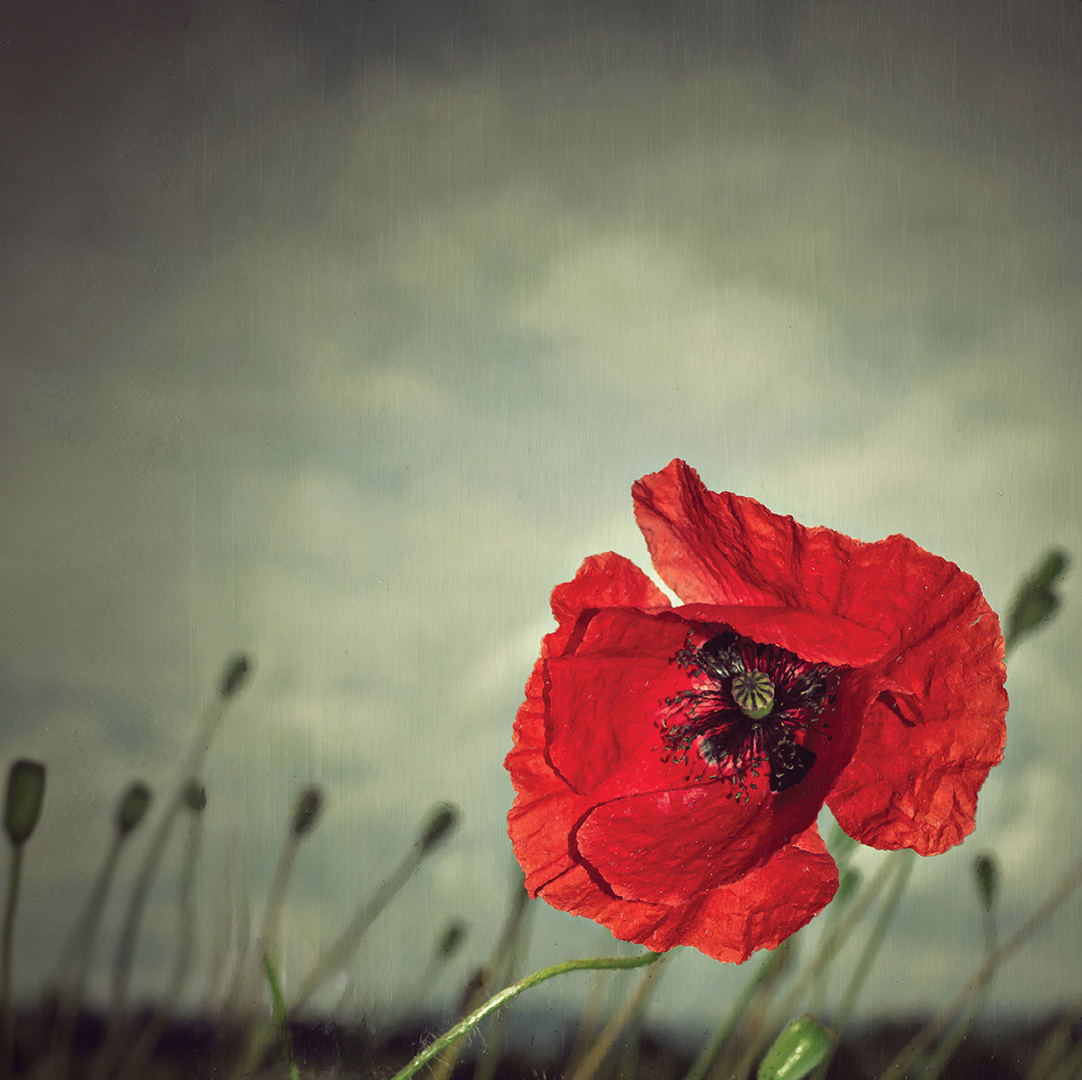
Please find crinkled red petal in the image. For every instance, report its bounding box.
[632,460,1008,854]
[510,587,868,907]
[536,823,838,964]
[506,553,672,897]
[567,660,865,904]
[826,576,1007,853]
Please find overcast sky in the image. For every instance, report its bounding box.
[1,0,1080,1033]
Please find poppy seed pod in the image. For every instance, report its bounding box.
[115,782,152,837]
[973,852,1000,913]
[291,786,324,837]
[1005,548,1070,652]
[183,780,207,814]
[4,759,46,846]
[438,920,467,959]
[219,654,253,699]
[418,803,459,854]
[757,1015,833,1080]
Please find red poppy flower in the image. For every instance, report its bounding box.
[505,460,1007,963]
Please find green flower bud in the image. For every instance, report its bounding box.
[417,802,459,854]
[183,780,207,813]
[438,920,467,959]
[834,866,862,909]
[4,759,46,845]
[115,782,153,837]
[973,852,1000,913]
[291,786,324,838]
[219,654,253,699]
[757,1014,833,1080]
[1005,548,1070,652]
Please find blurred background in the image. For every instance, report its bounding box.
[1,0,1079,1042]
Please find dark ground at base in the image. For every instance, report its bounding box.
[8,1005,1079,1079]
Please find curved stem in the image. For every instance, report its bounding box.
[388,951,664,1080]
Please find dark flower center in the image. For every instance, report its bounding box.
[659,631,839,799]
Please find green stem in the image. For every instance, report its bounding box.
[566,953,667,1080]
[729,851,901,1080]
[289,842,430,1012]
[917,886,999,1080]
[387,951,664,1080]
[111,702,225,1015]
[879,852,1082,1079]
[683,946,790,1080]
[1045,1037,1082,1080]
[1,843,24,1077]
[1026,1009,1077,1080]
[810,850,916,1080]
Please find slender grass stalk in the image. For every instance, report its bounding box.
[466,877,532,1080]
[879,852,1082,1079]
[808,850,916,1080]
[47,782,152,1076]
[110,655,250,1016]
[714,945,801,1080]
[560,965,614,1080]
[220,881,253,1013]
[565,952,668,1080]
[1044,1037,1082,1080]
[1026,1010,1079,1080]
[808,866,861,1016]
[262,953,301,1080]
[915,853,1001,1080]
[726,851,901,1080]
[682,943,792,1080]
[387,951,664,1080]
[434,870,531,1080]
[114,790,206,1080]
[226,787,323,1013]
[289,803,457,1013]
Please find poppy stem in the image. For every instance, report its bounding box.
[432,870,531,1080]
[0,844,24,1079]
[682,946,792,1080]
[565,952,668,1080]
[727,853,900,1080]
[878,851,1082,1080]
[386,951,665,1080]
[807,849,916,1080]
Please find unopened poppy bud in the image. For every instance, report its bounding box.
[115,782,152,837]
[973,852,1000,913]
[756,1014,833,1080]
[437,920,467,959]
[4,759,46,845]
[183,780,207,813]
[834,867,861,909]
[1005,548,1070,651]
[417,802,459,854]
[291,786,324,837]
[219,654,253,699]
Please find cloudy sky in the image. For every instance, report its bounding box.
[1,0,1080,1035]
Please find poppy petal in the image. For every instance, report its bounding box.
[827,583,1007,853]
[538,823,838,964]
